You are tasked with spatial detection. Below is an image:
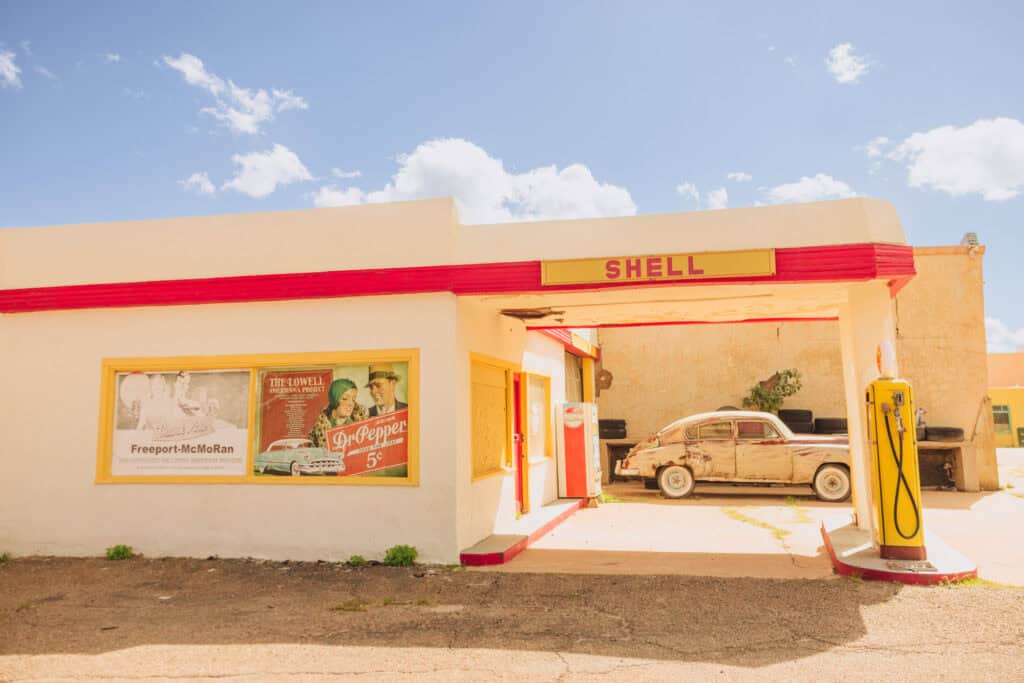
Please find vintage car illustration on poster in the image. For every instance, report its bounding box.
[615,410,851,501]
[254,438,346,476]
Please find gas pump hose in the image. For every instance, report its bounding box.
[882,413,922,540]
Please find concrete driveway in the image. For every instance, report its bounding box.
[487,449,1024,585]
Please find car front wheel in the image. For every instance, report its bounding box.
[658,465,695,499]
[289,461,301,477]
[813,464,851,502]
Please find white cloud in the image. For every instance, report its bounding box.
[312,185,366,207]
[179,171,216,196]
[0,50,22,89]
[986,317,1024,353]
[162,53,307,134]
[313,138,636,223]
[223,144,313,198]
[764,174,857,204]
[675,181,700,202]
[887,118,1024,201]
[272,88,308,112]
[861,136,891,158]
[826,43,869,84]
[705,187,728,210]
[34,65,57,81]
[20,40,32,56]
[726,171,752,183]
[332,168,362,179]
[675,181,728,210]
[122,87,149,101]
[105,52,121,63]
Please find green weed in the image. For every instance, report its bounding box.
[940,577,1022,590]
[331,599,369,612]
[383,545,418,567]
[784,496,814,524]
[105,545,134,561]
[722,507,792,543]
[347,555,368,568]
[0,552,11,564]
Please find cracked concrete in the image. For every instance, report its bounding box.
[2,556,1022,680]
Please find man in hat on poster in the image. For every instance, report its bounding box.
[366,363,407,416]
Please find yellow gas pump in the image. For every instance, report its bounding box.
[865,377,926,560]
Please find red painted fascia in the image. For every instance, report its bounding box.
[529,317,839,331]
[0,243,915,314]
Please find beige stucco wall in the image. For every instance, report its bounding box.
[453,308,569,552]
[596,319,846,440]
[596,248,998,490]
[895,247,997,489]
[454,299,525,550]
[0,293,464,562]
[988,353,1024,387]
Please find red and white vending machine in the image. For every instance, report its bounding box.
[556,402,602,498]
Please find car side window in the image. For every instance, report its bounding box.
[737,421,781,440]
[698,421,734,440]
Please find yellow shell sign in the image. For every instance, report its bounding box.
[540,249,776,286]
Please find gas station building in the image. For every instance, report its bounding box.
[0,197,998,568]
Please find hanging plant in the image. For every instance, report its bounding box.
[741,369,803,413]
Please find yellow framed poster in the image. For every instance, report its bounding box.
[95,349,420,486]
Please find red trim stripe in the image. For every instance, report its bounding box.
[529,317,839,330]
[0,243,914,313]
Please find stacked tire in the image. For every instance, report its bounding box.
[778,409,814,434]
[814,417,848,435]
[598,419,627,439]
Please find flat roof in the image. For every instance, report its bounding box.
[0,197,906,290]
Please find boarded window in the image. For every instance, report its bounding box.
[737,421,781,440]
[698,421,734,440]
[993,405,1011,434]
[471,361,510,479]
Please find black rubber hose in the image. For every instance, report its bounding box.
[883,413,922,540]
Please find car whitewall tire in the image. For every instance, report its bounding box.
[813,464,851,502]
[658,465,695,499]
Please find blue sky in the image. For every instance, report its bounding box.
[2,1,1022,346]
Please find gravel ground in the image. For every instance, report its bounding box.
[2,556,1023,680]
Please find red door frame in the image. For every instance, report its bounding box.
[512,373,529,516]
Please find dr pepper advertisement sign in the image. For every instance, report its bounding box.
[325,410,409,476]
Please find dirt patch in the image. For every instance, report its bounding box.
[2,556,1024,670]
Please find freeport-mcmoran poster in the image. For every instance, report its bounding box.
[101,352,416,484]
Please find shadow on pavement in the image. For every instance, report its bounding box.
[1,556,903,668]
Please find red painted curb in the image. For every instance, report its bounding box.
[460,499,586,567]
[820,522,977,586]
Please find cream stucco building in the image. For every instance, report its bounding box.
[0,197,991,563]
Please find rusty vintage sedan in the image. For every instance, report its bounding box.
[614,410,851,501]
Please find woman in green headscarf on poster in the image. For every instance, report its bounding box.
[309,378,368,448]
